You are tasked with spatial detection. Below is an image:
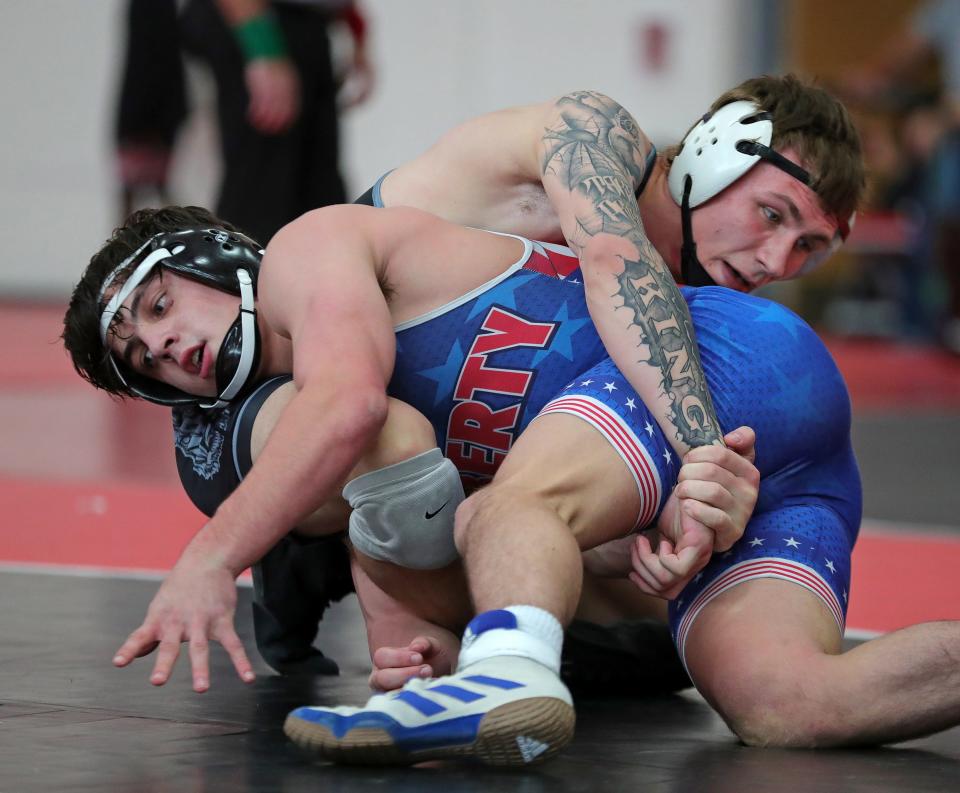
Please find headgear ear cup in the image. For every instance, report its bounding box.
[668,101,775,210]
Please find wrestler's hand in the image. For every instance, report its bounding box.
[111,549,255,693]
[245,58,301,134]
[629,496,715,599]
[673,426,759,552]
[369,635,457,691]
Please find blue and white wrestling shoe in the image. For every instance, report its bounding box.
[284,611,575,766]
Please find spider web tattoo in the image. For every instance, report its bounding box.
[542,91,720,447]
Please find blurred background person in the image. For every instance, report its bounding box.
[137,0,373,244]
[178,0,373,245]
[112,0,373,243]
[114,0,189,220]
[840,0,960,352]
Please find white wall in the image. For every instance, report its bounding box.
[0,0,124,299]
[0,0,758,298]
[343,0,761,187]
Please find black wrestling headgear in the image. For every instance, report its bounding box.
[98,227,263,409]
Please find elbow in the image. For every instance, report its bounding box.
[342,386,390,447]
[580,234,640,277]
[579,237,633,308]
[295,378,388,456]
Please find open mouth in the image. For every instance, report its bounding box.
[183,344,207,377]
[197,344,211,379]
[721,261,752,291]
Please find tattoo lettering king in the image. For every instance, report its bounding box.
[616,256,720,447]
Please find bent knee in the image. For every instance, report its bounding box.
[452,487,492,555]
[453,482,561,555]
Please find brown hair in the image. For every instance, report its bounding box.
[670,74,865,223]
[62,205,243,398]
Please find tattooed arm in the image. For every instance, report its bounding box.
[538,90,722,454]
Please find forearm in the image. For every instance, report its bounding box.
[214,0,289,62]
[582,236,719,453]
[539,91,722,454]
[581,536,635,578]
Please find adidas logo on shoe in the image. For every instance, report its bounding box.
[516,734,550,763]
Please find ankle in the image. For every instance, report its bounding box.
[457,606,564,673]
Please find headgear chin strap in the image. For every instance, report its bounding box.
[211,268,260,408]
[668,99,852,286]
[98,227,263,409]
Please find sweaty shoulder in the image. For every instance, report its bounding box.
[261,205,390,281]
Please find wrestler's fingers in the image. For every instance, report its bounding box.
[674,478,735,511]
[722,425,757,463]
[407,636,436,656]
[632,532,655,558]
[632,536,677,590]
[659,543,709,580]
[630,533,659,576]
[682,447,759,482]
[655,537,675,560]
[683,499,734,534]
[113,625,160,667]
[677,461,739,492]
[187,629,210,693]
[216,626,256,685]
[372,645,425,670]
[628,571,662,597]
[149,636,182,686]
[369,664,432,692]
[627,572,654,596]
[649,541,691,589]
[683,503,742,553]
[629,547,664,593]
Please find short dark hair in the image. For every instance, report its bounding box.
[62,205,246,399]
[670,74,866,223]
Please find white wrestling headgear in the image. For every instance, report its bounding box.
[668,100,853,285]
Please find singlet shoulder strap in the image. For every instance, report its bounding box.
[233,375,294,479]
[352,170,393,208]
[634,145,658,199]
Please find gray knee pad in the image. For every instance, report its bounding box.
[343,448,464,570]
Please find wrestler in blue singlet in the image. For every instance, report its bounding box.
[387,233,861,666]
